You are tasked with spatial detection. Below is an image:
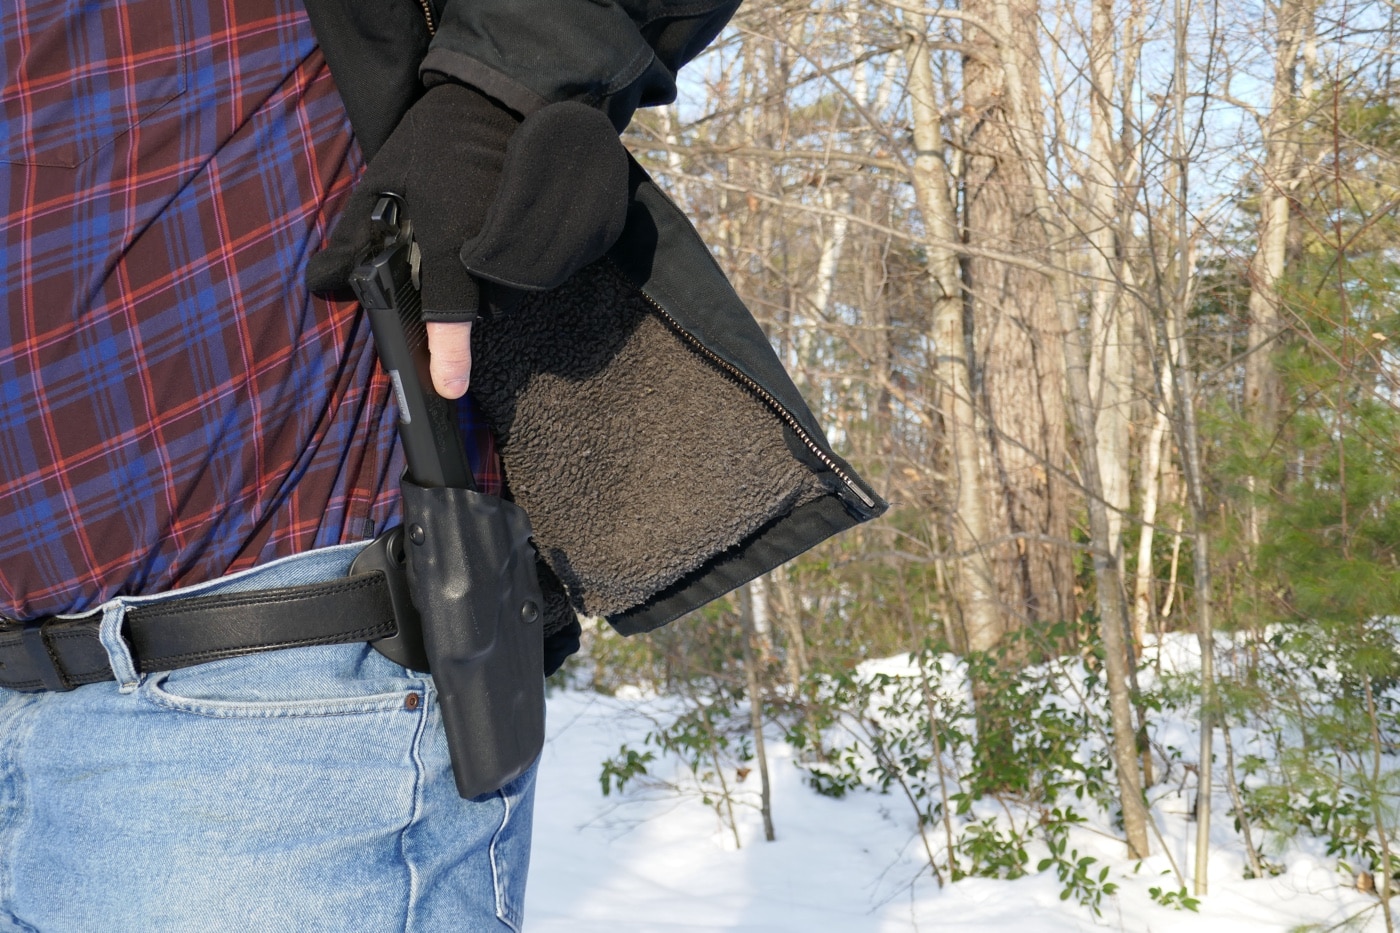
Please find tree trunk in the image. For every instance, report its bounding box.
[960,0,1075,633]
[1167,0,1215,889]
[1133,358,1172,649]
[904,23,1003,653]
[1087,0,1132,575]
[981,0,1153,858]
[1242,0,1315,438]
[770,570,808,689]
[738,584,776,843]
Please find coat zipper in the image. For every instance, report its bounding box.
[416,0,436,36]
[636,286,879,513]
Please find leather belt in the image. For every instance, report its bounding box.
[0,572,398,693]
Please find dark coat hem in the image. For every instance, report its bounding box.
[607,493,860,635]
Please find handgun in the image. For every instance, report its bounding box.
[347,193,546,799]
[345,194,475,491]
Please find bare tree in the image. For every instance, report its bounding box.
[975,0,1153,857]
[960,0,1077,634]
[904,20,1003,653]
[1242,0,1318,440]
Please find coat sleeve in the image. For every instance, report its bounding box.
[420,0,740,130]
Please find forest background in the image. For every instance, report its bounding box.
[559,0,1400,925]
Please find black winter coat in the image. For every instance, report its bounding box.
[300,0,887,662]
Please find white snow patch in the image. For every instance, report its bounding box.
[528,636,1392,931]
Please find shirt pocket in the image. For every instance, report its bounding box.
[0,0,187,168]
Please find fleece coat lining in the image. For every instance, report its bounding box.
[469,259,828,620]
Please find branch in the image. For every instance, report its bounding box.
[628,140,906,175]
[646,166,1066,278]
[872,0,1010,47]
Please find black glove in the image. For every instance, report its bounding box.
[307,82,630,321]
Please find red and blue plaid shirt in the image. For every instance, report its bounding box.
[0,0,498,620]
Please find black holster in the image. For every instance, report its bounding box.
[398,480,545,799]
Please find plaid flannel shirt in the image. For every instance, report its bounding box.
[0,0,498,620]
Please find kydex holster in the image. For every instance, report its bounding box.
[346,194,545,799]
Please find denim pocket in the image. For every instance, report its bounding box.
[490,757,539,932]
[138,644,422,718]
[0,0,188,167]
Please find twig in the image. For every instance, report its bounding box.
[1220,720,1266,879]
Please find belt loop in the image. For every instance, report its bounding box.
[19,619,72,692]
[99,603,140,692]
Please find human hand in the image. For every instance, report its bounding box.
[307,81,630,349]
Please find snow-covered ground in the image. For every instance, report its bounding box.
[527,648,1392,932]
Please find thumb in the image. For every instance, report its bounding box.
[426,321,473,399]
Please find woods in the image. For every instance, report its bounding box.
[576,0,1400,920]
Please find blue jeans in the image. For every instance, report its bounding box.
[0,543,536,933]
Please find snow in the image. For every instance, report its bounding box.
[527,640,1392,932]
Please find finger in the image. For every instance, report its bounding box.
[426,321,473,399]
